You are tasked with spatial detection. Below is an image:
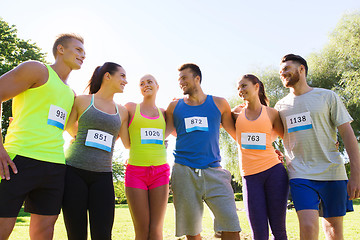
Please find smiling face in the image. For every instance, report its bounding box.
[139,74,158,97]
[237,77,259,102]
[109,66,127,93]
[279,60,301,88]
[178,68,198,95]
[61,38,86,70]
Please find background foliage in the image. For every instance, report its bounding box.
[220,11,360,183]
[0,18,47,138]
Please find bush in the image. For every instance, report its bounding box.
[234,193,243,201]
[168,195,173,203]
[114,181,126,204]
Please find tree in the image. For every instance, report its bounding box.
[307,11,360,139]
[1,18,47,138]
[112,151,127,203]
[221,11,360,182]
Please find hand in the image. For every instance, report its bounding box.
[0,147,17,180]
[9,117,14,125]
[347,174,360,200]
[275,149,284,162]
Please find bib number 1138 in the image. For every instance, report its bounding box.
[286,112,313,133]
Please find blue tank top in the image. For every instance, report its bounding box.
[173,95,221,169]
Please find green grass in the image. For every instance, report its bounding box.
[9,199,360,239]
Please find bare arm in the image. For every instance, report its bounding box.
[267,107,284,139]
[118,105,130,149]
[165,101,178,138]
[65,100,79,138]
[0,61,47,180]
[0,104,17,180]
[338,122,360,200]
[231,105,243,123]
[214,96,236,140]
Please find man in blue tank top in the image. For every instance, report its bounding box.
[166,63,241,240]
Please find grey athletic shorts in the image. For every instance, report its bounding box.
[171,163,241,237]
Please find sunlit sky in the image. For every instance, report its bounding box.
[1,0,360,162]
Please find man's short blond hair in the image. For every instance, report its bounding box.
[52,33,84,58]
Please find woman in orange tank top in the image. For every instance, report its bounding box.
[232,74,289,240]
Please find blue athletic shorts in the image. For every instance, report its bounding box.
[289,178,353,218]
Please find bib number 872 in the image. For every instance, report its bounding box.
[190,118,202,125]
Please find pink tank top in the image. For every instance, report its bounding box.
[235,105,281,176]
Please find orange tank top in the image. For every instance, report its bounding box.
[235,105,280,176]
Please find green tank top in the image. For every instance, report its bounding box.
[4,64,74,164]
[128,104,167,166]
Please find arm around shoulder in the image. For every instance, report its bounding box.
[0,61,47,102]
[231,104,244,122]
[165,100,178,138]
[213,96,236,140]
[118,105,130,149]
[267,107,284,139]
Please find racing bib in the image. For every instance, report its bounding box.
[85,129,113,152]
[241,133,266,150]
[286,112,313,133]
[184,116,208,133]
[141,128,163,145]
[47,104,67,130]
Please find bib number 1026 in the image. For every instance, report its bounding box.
[141,128,163,145]
[143,130,161,137]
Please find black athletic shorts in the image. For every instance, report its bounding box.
[0,155,66,217]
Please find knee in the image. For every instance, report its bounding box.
[323,218,343,239]
[299,220,319,237]
[301,220,317,231]
[135,229,150,240]
[271,230,288,240]
[148,225,162,240]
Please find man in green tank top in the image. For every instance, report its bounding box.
[0,34,85,240]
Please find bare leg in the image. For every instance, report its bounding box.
[0,217,17,240]
[186,234,202,240]
[148,184,169,240]
[29,214,58,240]
[297,209,319,240]
[322,216,343,240]
[221,231,240,240]
[126,187,150,240]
